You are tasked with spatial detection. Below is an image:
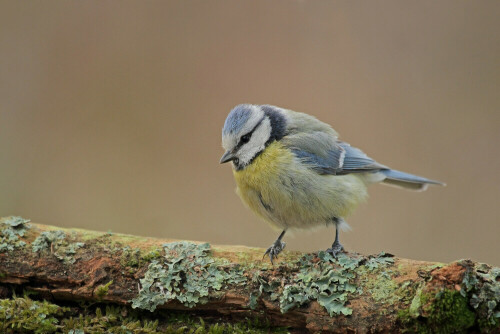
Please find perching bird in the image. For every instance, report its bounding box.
[220,104,444,264]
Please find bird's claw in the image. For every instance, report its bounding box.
[326,241,344,258]
[263,240,286,265]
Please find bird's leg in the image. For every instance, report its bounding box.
[263,230,286,265]
[327,219,344,257]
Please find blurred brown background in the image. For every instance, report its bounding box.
[1,1,499,266]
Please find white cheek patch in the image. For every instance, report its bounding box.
[222,105,264,152]
[238,118,272,165]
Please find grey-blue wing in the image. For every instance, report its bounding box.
[283,132,387,175]
[335,142,388,174]
[282,129,444,189]
[291,147,345,174]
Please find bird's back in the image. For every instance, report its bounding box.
[273,106,339,138]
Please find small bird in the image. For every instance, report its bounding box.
[220,104,444,264]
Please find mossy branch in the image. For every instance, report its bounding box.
[0,216,499,333]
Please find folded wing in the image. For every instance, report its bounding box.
[282,131,444,190]
[282,131,386,175]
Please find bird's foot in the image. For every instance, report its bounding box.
[263,240,286,265]
[326,241,344,258]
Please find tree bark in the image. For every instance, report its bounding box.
[0,216,498,333]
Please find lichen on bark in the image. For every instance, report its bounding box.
[131,241,246,311]
[0,216,499,333]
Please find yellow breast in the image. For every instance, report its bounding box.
[233,141,292,188]
[232,142,293,227]
[232,141,368,230]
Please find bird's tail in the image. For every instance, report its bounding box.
[380,169,445,192]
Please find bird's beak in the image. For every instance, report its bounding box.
[220,150,236,164]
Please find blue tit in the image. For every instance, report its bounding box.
[220,104,444,264]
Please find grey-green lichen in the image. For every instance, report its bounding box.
[355,253,402,305]
[32,230,66,252]
[284,252,356,316]
[363,252,395,270]
[32,230,85,264]
[131,242,246,312]
[0,216,30,252]
[364,270,399,303]
[461,261,500,331]
[251,251,394,316]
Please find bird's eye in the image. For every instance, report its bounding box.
[241,134,251,144]
[233,158,239,165]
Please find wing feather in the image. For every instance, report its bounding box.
[282,131,386,175]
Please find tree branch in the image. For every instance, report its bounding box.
[0,216,498,333]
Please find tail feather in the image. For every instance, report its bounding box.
[381,169,445,192]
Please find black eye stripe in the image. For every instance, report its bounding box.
[235,116,265,149]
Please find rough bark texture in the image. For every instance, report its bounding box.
[0,216,499,333]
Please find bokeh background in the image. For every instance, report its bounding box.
[1,1,499,266]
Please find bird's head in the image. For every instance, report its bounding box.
[220,104,286,170]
